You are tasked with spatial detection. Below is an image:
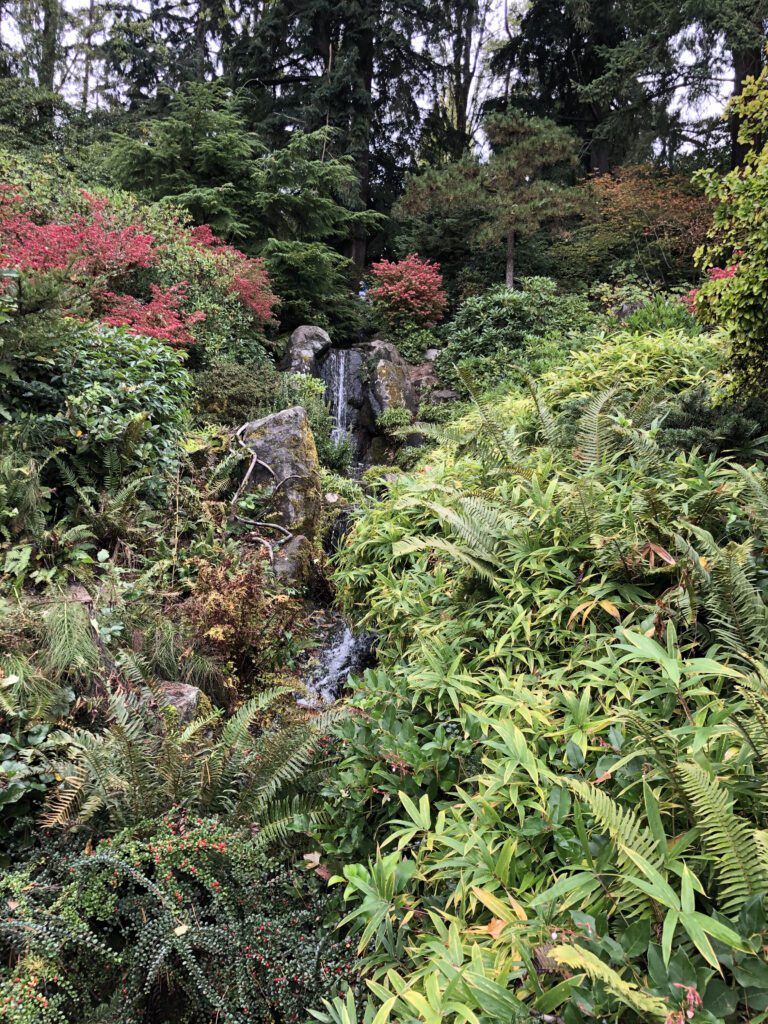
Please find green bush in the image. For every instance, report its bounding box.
[387,325,439,365]
[435,277,600,393]
[3,314,191,503]
[0,817,358,1024]
[316,326,768,1024]
[623,293,700,334]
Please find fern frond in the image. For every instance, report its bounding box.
[550,945,668,1018]
[42,601,100,678]
[677,761,768,917]
[521,372,562,450]
[687,528,768,658]
[564,778,663,913]
[392,535,497,583]
[574,387,619,467]
[456,364,516,467]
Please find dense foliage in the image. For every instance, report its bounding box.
[319,325,768,1024]
[2,2,768,1023]
[435,277,601,393]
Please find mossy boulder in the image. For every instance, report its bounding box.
[283,325,333,374]
[240,406,322,539]
[361,338,418,420]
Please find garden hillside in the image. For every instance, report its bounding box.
[4,3,768,1024]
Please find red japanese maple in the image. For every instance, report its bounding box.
[0,188,156,279]
[683,263,737,314]
[369,254,447,327]
[191,223,278,327]
[101,284,206,347]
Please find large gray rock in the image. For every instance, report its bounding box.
[356,338,418,419]
[240,406,322,539]
[273,534,315,585]
[158,682,201,725]
[283,325,332,374]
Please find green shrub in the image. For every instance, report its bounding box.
[623,292,700,334]
[0,817,358,1024]
[657,381,768,458]
[3,314,191,505]
[435,277,600,393]
[388,325,439,365]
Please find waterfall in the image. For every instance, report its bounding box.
[299,624,374,706]
[328,348,348,444]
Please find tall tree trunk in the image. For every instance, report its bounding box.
[505,228,515,287]
[81,0,95,111]
[37,0,61,123]
[730,45,764,167]
[347,7,375,270]
[589,139,610,174]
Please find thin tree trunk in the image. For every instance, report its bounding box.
[505,228,515,287]
[81,0,95,111]
[38,0,60,123]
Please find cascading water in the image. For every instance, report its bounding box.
[327,348,349,445]
[299,623,374,707]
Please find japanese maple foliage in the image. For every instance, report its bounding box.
[0,187,155,279]
[101,283,206,347]
[0,185,279,348]
[191,223,278,326]
[369,253,447,328]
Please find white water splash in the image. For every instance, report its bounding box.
[299,625,371,707]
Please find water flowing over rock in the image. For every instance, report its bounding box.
[318,337,417,462]
[300,624,375,706]
[239,406,322,539]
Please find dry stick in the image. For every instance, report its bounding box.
[231,423,276,506]
[233,515,292,539]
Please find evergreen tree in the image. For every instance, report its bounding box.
[493,0,767,172]
[220,0,442,265]
[397,111,580,287]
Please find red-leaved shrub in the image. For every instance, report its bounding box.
[683,263,738,314]
[0,188,278,348]
[101,284,206,347]
[0,187,156,279]
[369,253,447,328]
[191,223,278,327]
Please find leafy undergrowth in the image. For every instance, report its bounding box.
[315,327,768,1024]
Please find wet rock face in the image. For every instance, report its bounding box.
[362,339,418,420]
[283,325,332,375]
[318,336,417,461]
[240,406,322,539]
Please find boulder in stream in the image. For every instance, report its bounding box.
[362,338,418,419]
[239,406,322,539]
